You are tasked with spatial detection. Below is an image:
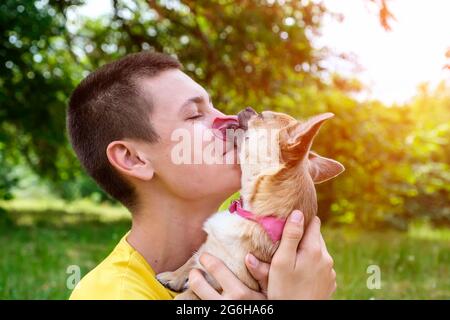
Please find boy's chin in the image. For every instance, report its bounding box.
[222,160,242,174]
[225,167,242,189]
[221,147,240,166]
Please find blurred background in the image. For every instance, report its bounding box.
[0,0,449,299]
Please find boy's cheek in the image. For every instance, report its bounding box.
[176,163,240,198]
[152,128,241,197]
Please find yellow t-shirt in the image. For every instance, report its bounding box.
[69,232,178,300]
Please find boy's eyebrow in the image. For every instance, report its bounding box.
[179,94,212,113]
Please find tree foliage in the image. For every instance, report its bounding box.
[0,0,448,228]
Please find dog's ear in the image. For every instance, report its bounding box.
[308,151,345,184]
[285,112,335,157]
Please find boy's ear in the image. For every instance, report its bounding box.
[106,140,154,181]
[286,112,335,155]
[308,151,345,184]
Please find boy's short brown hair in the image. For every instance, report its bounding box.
[67,52,181,209]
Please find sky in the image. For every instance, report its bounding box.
[75,0,450,105]
[319,0,450,104]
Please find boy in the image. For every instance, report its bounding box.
[67,52,336,299]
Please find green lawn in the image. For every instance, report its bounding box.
[0,200,449,299]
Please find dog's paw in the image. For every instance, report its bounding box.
[156,271,189,292]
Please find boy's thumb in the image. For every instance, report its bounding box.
[278,210,305,257]
[245,253,269,294]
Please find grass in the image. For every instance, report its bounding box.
[324,226,449,299]
[0,200,449,299]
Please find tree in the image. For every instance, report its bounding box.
[1,0,84,199]
[1,0,327,200]
[1,0,448,228]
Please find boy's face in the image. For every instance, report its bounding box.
[135,69,241,201]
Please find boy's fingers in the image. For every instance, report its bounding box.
[319,231,326,248]
[199,253,246,293]
[299,216,322,251]
[275,210,305,266]
[188,269,221,300]
[245,253,270,293]
[319,232,334,264]
[319,231,329,253]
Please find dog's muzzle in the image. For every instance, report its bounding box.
[237,107,258,130]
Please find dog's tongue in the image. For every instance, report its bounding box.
[212,116,239,141]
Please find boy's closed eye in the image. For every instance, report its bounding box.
[184,106,204,121]
[188,115,203,121]
[181,93,213,121]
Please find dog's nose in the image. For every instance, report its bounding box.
[237,107,258,130]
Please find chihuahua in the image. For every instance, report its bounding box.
[157,107,345,299]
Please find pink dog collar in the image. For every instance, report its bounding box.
[229,199,286,243]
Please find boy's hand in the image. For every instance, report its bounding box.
[188,253,267,299]
[189,210,336,300]
[265,210,336,299]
